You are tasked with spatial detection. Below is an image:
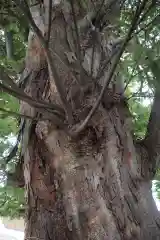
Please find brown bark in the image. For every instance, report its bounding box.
[18,1,160,240]
[145,86,160,176]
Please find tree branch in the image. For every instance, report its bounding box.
[0,65,18,91]
[70,0,147,136]
[0,82,65,118]
[135,14,160,36]
[94,0,105,26]
[69,0,86,86]
[144,59,160,176]
[0,65,65,117]
[96,44,121,81]
[47,0,52,45]
[0,75,67,129]
[0,107,34,120]
[144,88,160,175]
[128,93,154,99]
[90,36,96,77]
[136,0,156,26]
[97,0,153,79]
[69,0,82,64]
[127,79,145,100]
[13,0,73,121]
[76,11,96,30]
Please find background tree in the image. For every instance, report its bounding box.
[0,0,160,239]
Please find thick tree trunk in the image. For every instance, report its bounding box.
[20,1,160,240]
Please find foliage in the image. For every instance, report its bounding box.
[129,99,151,139]
[0,3,26,218]
[0,185,25,219]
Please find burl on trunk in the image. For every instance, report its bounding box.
[17,1,160,240]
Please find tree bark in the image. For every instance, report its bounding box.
[5,29,14,59]
[19,1,160,240]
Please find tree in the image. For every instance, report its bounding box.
[0,0,160,239]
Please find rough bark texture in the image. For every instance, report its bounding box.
[19,1,160,240]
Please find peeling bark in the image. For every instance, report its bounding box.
[19,1,160,240]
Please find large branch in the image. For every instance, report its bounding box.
[70,0,148,136]
[144,60,160,175]
[13,0,73,122]
[0,65,65,117]
[0,68,69,130]
[145,89,160,174]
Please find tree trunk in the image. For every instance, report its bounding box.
[5,29,14,59]
[20,1,160,240]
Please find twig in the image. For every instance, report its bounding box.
[96,45,120,80]
[0,107,34,120]
[90,0,96,11]
[0,65,19,91]
[97,0,148,80]
[95,0,119,30]
[122,66,138,94]
[47,0,52,45]
[69,0,82,63]
[30,1,40,8]
[77,0,87,13]
[69,0,85,86]
[76,11,96,30]
[127,81,145,100]
[0,107,65,130]
[71,0,147,136]
[91,44,96,77]
[0,84,67,129]
[128,93,154,99]
[94,0,105,26]
[90,32,96,77]
[0,67,64,115]
[135,14,160,35]
[136,1,155,26]
[121,48,144,95]
[120,0,127,10]
[0,82,64,117]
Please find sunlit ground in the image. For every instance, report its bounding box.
[0,219,24,240]
[154,196,160,210]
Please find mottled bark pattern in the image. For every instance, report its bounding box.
[20,1,160,240]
